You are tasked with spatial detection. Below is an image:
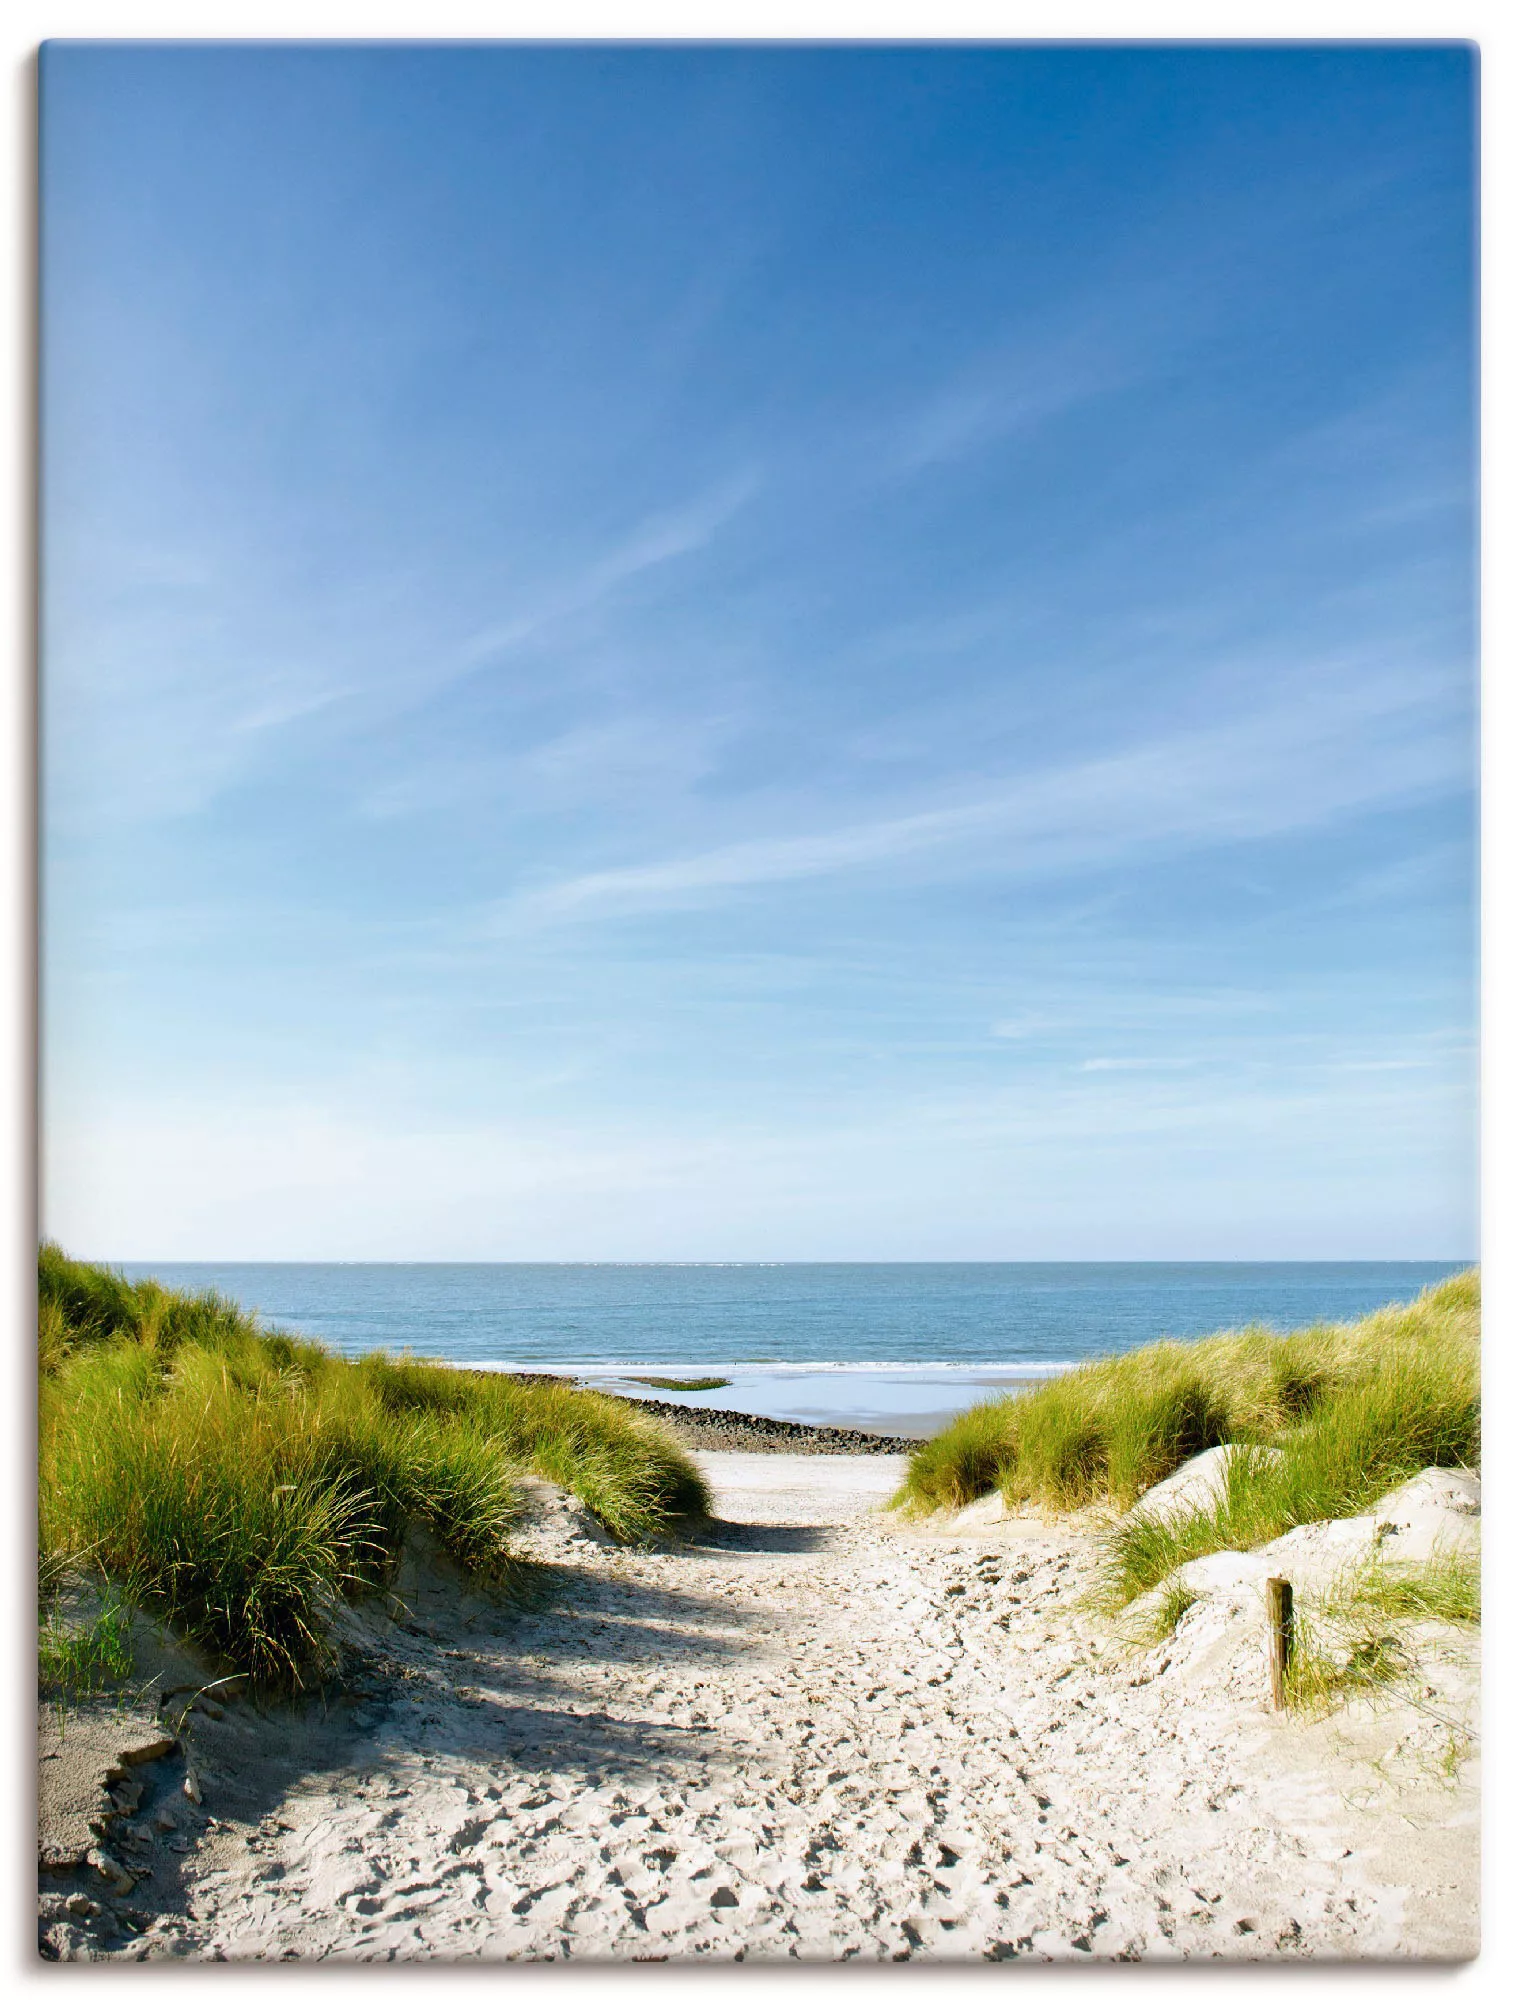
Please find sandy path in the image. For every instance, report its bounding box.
[112,1454,1474,1963]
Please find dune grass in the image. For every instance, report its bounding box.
[1280,1548,1480,1715]
[38,1589,135,1697]
[1341,1546,1480,1627]
[1140,1577,1202,1647]
[38,1246,710,1688]
[895,1272,1479,1604]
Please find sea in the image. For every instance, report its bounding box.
[121,1260,1466,1439]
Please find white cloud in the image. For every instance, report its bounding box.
[489,657,1470,928]
[354,709,739,822]
[899,354,1121,471]
[502,800,980,923]
[460,473,756,666]
[231,686,350,735]
[891,270,1198,475]
[44,471,759,835]
[1329,1058,1435,1073]
[1080,1057,1198,1072]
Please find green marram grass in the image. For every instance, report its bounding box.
[38,1246,710,1688]
[896,1271,1478,1605]
[39,1589,135,1697]
[1139,1577,1201,1647]
[1339,1545,1480,1627]
[1281,1548,1479,1715]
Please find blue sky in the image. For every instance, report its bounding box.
[41,43,1477,1260]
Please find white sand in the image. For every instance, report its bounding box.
[64,1453,1477,1963]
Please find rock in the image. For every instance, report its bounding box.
[602,1396,911,1456]
[118,1732,178,1767]
[109,1776,144,1814]
[86,1846,135,1891]
[42,1920,90,1959]
[65,1893,101,1919]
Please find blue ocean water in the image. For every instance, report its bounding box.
[121,1261,1466,1435]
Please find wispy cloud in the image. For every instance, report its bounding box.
[898,349,1124,472]
[990,1017,1050,1041]
[489,658,1470,929]
[501,800,980,924]
[893,270,1203,474]
[460,474,756,666]
[1080,1056,1199,1072]
[231,685,349,734]
[1329,1058,1437,1073]
[355,709,739,823]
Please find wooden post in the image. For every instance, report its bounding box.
[1266,1575,1293,1710]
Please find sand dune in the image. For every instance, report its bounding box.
[40,1452,1477,1962]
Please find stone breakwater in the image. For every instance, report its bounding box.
[605,1395,912,1455]
[459,1374,911,1455]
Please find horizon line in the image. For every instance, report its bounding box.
[98,1254,1478,1269]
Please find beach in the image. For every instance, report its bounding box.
[37,26,1480,1970]
[40,1446,1478,1963]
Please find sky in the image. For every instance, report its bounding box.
[39,42,1477,1261]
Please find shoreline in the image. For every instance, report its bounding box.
[451,1363,1059,1443]
[446,1368,921,1451]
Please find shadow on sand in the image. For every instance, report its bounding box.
[684,1519,834,1555]
[46,1540,781,1956]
